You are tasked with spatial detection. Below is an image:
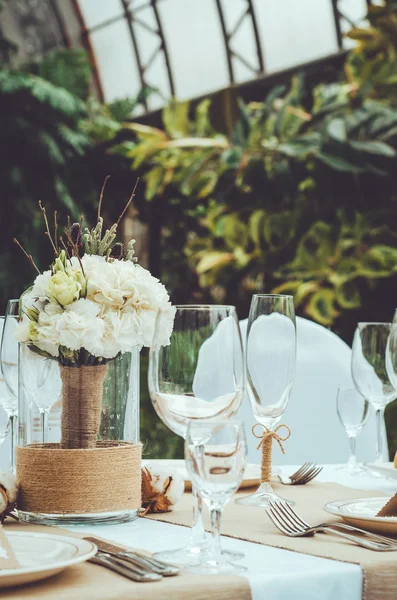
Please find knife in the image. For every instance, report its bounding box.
[84,537,180,576]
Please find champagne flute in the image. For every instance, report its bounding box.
[352,323,396,465]
[0,300,20,469]
[185,420,247,574]
[148,305,244,566]
[19,343,62,443]
[236,294,296,507]
[336,387,369,473]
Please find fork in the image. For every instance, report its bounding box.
[278,462,323,485]
[266,501,397,552]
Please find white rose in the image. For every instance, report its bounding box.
[46,272,82,307]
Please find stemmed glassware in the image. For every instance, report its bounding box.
[0,301,20,469]
[185,420,247,575]
[148,305,244,566]
[237,294,296,507]
[352,323,396,465]
[19,344,62,443]
[336,387,369,473]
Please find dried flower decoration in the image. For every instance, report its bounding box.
[141,466,185,515]
[0,472,18,524]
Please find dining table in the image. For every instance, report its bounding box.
[3,463,397,600]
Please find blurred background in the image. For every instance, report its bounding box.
[1,0,397,457]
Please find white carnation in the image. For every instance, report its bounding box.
[31,270,51,302]
[56,299,105,356]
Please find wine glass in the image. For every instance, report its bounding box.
[185,420,247,575]
[352,323,396,465]
[336,387,369,473]
[0,301,20,469]
[148,305,244,566]
[236,294,296,507]
[19,343,62,443]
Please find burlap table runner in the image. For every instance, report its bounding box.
[0,520,250,600]
[147,481,394,600]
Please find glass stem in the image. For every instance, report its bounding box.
[348,436,357,468]
[9,414,16,472]
[209,506,222,562]
[375,408,385,463]
[190,483,207,547]
[40,411,48,444]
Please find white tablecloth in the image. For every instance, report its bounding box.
[68,466,397,600]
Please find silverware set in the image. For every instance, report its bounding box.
[266,500,397,552]
[85,537,180,582]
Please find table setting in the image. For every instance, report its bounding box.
[0,181,397,599]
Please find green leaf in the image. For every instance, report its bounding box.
[249,210,266,247]
[162,100,190,138]
[223,215,248,250]
[350,140,396,157]
[335,280,361,309]
[306,290,339,326]
[195,99,212,136]
[317,152,364,173]
[196,251,234,274]
[327,118,347,142]
[144,166,165,201]
[263,211,295,251]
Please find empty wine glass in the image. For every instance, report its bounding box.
[0,301,20,469]
[19,343,62,443]
[237,294,296,507]
[336,387,369,473]
[148,305,244,566]
[185,420,247,575]
[352,323,396,465]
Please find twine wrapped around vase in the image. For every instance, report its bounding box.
[16,441,142,514]
[252,423,291,483]
[60,364,108,449]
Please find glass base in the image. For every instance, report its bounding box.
[235,482,295,507]
[18,508,139,526]
[335,463,367,475]
[187,559,247,575]
[154,543,244,567]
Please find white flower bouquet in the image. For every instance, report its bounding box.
[15,179,175,449]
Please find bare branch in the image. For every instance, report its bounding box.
[38,201,58,256]
[54,211,58,253]
[13,238,41,274]
[98,175,111,223]
[116,178,140,227]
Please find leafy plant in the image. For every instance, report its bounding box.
[109,4,397,338]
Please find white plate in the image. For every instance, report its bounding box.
[143,459,280,490]
[0,532,96,588]
[324,497,397,535]
[366,462,397,480]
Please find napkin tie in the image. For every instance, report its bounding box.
[252,424,291,483]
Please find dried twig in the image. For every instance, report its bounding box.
[116,178,140,227]
[98,175,111,223]
[54,211,58,253]
[59,236,72,262]
[38,201,58,256]
[13,238,41,274]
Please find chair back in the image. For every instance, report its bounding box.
[237,317,388,465]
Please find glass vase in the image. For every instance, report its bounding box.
[17,344,141,526]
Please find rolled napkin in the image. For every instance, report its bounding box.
[377,493,397,517]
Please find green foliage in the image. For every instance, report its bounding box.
[108,3,397,338]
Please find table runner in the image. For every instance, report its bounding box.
[146,481,395,600]
[0,521,251,600]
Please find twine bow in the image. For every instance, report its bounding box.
[252,423,291,483]
[252,423,291,455]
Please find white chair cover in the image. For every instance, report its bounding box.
[237,317,388,465]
